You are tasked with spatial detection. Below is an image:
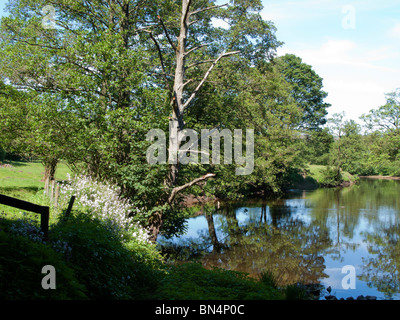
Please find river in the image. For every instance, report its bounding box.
[158,178,400,300]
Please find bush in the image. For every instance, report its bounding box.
[0,208,164,300]
[59,174,150,243]
[319,166,342,187]
[0,230,86,300]
[154,262,283,300]
[50,212,164,299]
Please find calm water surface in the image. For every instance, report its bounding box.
[159,178,400,300]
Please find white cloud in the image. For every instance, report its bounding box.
[277,39,400,120]
[388,22,400,39]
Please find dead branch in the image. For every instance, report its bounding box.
[186,59,215,69]
[182,51,240,110]
[168,173,216,204]
[184,44,208,56]
[143,29,171,91]
[189,4,228,17]
[157,15,177,52]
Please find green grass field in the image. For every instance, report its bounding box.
[0,161,71,198]
[308,164,355,183]
[0,161,72,220]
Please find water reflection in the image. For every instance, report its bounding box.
[159,179,400,299]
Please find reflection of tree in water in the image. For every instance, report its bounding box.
[201,204,331,287]
[160,179,400,296]
[360,224,400,299]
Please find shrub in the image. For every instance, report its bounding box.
[49,212,164,299]
[59,174,149,243]
[319,166,342,187]
[0,229,86,300]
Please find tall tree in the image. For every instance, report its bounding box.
[361,89,400,133]
[0,0,297,241]
[274,54,330,131]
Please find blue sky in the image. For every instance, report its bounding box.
[260,0,400,121]
[1,0,399,122]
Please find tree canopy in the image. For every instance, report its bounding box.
[0,0,339,240]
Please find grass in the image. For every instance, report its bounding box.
[0,160,72,222]
[0,160,71,199]
[308,164,356,184]
[288,164,357,190]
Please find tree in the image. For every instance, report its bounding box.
[0,0,301,241]
[361,89,400,133]
[304,128,334,165]
[274,54,331,131]
[143,0,286,239]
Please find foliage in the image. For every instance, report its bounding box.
[361,89,400,133]
[0,217,87,299]
[0,147,5,162]
[0,207,164,299]
[274,54,330,130]
[50,212,164,299]
[59,173,150,243]
[303,128,334,165]
[154,262,283,300]
[0,0,317,239]
[318,166,343,187]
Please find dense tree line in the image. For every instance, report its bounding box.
[305,89,400,181]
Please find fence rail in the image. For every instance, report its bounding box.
[0,194,50,241]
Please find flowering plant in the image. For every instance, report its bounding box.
[59,174,150,243]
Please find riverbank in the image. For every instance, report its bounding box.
[359,175,400,180]
[181,165,358,207]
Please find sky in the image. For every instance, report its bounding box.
[1,0,399,122]
[260,0,400,122]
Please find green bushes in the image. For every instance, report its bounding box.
[0,210,293,300]
[49,213,164,299]
[0,211,164,300]
[318,166,343,187]
[0,231,86,299]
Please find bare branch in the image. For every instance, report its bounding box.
[184,44,208,56]
[187,19,199,27]
[143,29,171,91]
[157,15,177,52]
[182,0,192,25]
[168,173,216,204]
[178,79,193,91]
[186,59,215,69]
[183,51,240,110]
[189,4,228,17]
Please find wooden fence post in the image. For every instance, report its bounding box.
[0,194,50,241]
[64,196,76,217]
[41,206,49,242]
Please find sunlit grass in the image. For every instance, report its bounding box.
[0,160,72,219]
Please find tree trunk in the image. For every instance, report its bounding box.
[43,157,58,182]
[146,0,238,242]
[205,211,221,251]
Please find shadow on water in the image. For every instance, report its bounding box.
[159,179,400,300]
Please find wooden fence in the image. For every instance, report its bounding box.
[0,191,76,242]
[0,194,50,241]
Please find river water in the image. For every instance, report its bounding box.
[159,178,400,300]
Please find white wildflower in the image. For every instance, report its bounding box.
[60,174,150,243]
